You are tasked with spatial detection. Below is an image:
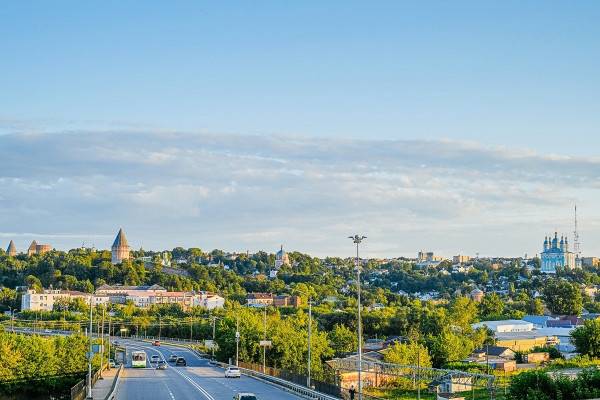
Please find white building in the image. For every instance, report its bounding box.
[472,320,534,333]
[21,289,109,311]
[95,284,224,310]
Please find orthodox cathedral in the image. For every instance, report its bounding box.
[541,232,577,274]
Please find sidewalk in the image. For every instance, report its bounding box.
[91,367,120,400]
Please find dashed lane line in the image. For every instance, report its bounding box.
[126,343,215,400]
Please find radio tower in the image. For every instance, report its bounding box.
[574,204,582,267]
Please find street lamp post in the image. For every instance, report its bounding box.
[100,306,105,379]
[349,234,366,400]
[307,299,312,388]
[262,309,267,373]
[7,306,14,333]
[107,317,111,370]
[212,316,216,360]
[86,295,93,399]
[236,315,241,366]
[158,314,162,341]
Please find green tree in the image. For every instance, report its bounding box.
[328,324,357,357]
[543,279,583,315]
[479,293,504,318]
[384,341,432,367]
[572,319,600,357]
[428,328,475,367]
[527,298,545,315]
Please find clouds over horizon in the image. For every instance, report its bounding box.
[1,130,598,257]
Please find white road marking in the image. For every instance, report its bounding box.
[126,343,215,400]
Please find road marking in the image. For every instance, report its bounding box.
[126,343,215,400]
[162,382,176,400]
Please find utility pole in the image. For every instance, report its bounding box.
[417,350,421,400]
[190,314,193,342]
[86,295,93,399]
[107,317,111,370]
[158,314,162,341]
[235,315,240,366]
[486,343,490,374]
[8,306,14,333]
[263,308,267,373]
[307,299,312,388]
[349,234,366,400]
[100,306,105,378]
[212,316,216,360]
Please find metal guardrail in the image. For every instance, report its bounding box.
[130,334,203,345]
[71,367,103,400]
[104,364,124,400]
[206,358,340,400]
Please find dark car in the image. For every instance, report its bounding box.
[175,357,187,366]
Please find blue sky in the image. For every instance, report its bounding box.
[1,2,600,256]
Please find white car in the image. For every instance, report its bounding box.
[225,366,241,378]
[233,393,257,400]
[150,355,160,363]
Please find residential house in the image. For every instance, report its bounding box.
[246,293,274,307]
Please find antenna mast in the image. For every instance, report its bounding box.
[574,204,582,260]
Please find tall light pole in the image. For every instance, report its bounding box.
[107,316,111,370]
[212,316,216,360]
[158,314,162,341]
[235,315,240,366]
[8,306,14,333]
[307,299,312,388]
[349,234,366,400]
[86,294,93,400]
[262,308,267,373]
[100,305,105,379]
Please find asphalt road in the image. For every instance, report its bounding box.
[115,339,301,400]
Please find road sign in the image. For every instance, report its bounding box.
[120,328,128,332]
[235,331,240,339]
[204,340,217,349]
[92,344,104,353]
[259,340,272,347]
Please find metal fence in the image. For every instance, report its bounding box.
[238,361,343,397]
[70,367,103,400]
[130,334,202,345]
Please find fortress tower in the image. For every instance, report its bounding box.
[111,228,130,265]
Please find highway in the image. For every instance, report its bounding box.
[115,339,301,400]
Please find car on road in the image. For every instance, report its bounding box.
[152,340,161,346]
[156,360,167,370]
[113,340,120,346]
[150,355,160,363]
[233,393,257,400]
[225,366,241,378]
[175,357,187,366]
[109,359,116,368]
[168,354,178,362]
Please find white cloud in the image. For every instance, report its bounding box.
[0,130,598,257]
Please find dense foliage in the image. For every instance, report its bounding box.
[0,329,100,397]
[3,245,600,385]
[509,369,600,400]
